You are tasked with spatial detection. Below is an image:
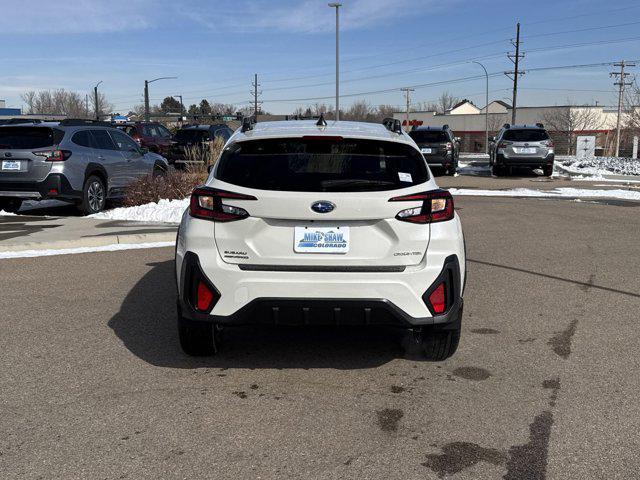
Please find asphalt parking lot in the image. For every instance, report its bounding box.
[2,192,640,479]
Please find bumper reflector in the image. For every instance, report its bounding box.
[428,282,446,314]
[196,281,214,312]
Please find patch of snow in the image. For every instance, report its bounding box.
[460,153,489,159]
[0,241,175,260]
[558,156,640,177]
[449,187,640,201]
[90,198,189,224]
[0,210,17,216]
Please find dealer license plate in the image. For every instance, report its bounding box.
[294,226,349,254]
[1,160,20,171]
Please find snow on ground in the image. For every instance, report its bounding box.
[0,241,175,260]
[90,198,189,224]
[449,187,640,201]
[557,156,640,177]
[0,210,17,216]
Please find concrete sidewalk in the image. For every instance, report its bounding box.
[0,214,177,252]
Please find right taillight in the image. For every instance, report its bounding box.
[389,189,454,224]
[189,186,257,222]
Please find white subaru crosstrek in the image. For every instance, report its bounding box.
[175,117,466,360]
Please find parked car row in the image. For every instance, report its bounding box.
[114,121,233,166]
[0,119,235,214]
[407,122,554,177]
[0,119,170,214]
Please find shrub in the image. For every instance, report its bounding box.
[121,136,225,207]
[121,168,208,207]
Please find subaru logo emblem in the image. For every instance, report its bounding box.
[4,152,11,157]
[311,201,335,214]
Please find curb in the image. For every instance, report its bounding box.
[0,231,177,253]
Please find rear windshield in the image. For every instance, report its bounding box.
[502,129,549,142]
[0,127,64,149]
[215,138,429,192]
[174,129,210,143]
[116,125,137,137]
[409,130,449,143]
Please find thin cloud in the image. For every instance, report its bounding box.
[0,0,155,34]
[180,0,440,33]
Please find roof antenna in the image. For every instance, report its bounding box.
[316,113,327,127]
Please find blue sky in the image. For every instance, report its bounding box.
[1,0,639,114]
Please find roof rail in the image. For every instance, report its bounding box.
[1,118,43,125]
[535,122,544,128]
[59,118,113,127]
[503,123,511,129]
[316,113,327,127]
[241,116,256,133]
[382,117,402,134]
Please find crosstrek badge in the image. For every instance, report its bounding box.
[398,172,412,182]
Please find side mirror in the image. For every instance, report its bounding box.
[207,165,214,174]
[490,137,496,142]
[454,137,461,143]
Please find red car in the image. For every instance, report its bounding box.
[116,122,175,161]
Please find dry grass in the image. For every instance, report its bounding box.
[183,136,225,167]
[122,136,225,207]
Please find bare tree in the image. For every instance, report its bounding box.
[21,89,87,117]
[542,104,603,154]
[89,91,114,119]
[419,91,460,114]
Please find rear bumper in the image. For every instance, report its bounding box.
[0,174,81,201]
[496,152,554,167]
[177,251,463,328]
[424,153,454,167]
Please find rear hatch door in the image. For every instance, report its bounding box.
[211,136,435,268]
[0,126,63,182]
[409,130,450,157]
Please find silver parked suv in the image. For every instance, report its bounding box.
[489,123,554,176]
[0,119,168,214]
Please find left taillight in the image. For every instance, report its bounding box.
[33,149,72,162]
[389,189,454,224]
[189,186,257,222]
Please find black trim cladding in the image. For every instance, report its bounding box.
[177,251,463,328]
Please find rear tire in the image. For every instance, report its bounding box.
[0,198,22,213]
[178,314,219,356]
[421,329,460,361]
[79,175,106,215]
[543,165,553,177]
[491,164,505,177]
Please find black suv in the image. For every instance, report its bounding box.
[489,124,554,176]
[171,124,233,167]
[408,125,459,176]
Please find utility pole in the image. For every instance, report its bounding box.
[93,81,103,121]
[144,81,150,122]
[472,61,489,154]
[505,22,524,124]
[85,94,89,119]
[610,60,635,157]
[251,73,262,120]
[401,87,414,130]
[174,95,184,116]
[144,77,178,122]
[329,3,341,121]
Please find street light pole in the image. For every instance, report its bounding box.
[328,3,341,121]
[144,76,178,122]
[94,81,103,121]
[472,61,489,154]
